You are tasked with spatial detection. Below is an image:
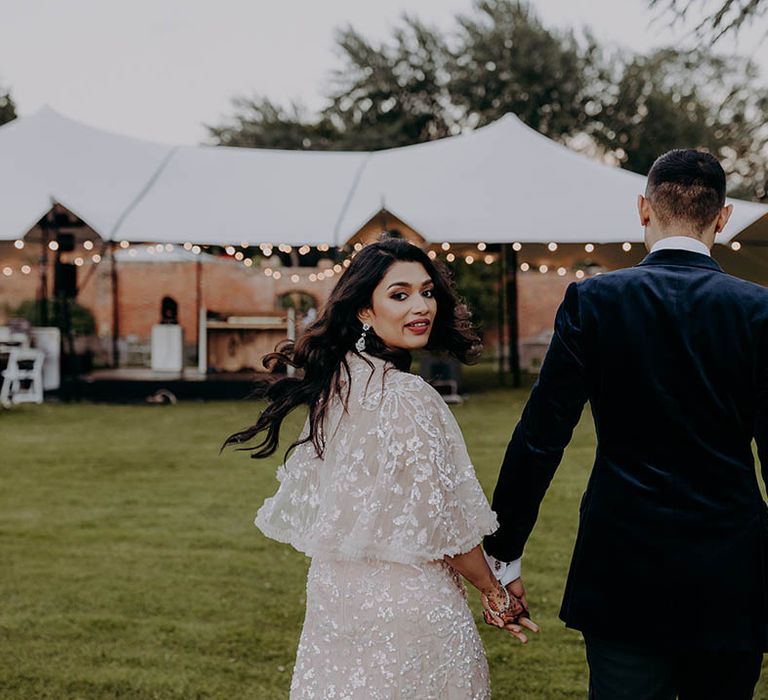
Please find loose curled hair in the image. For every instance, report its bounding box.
[224,237,481,460]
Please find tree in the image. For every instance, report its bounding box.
[448,258,499,338]
[321,19,454,150]
[206,97,340,150]
[0,81,16,126]
[448,0,602,140]
[594,48,768,198]
[10,298,95,335]
[208,17,453,151]
[649,0,766,42]
[209,0,768,199]
[209,2,600,150]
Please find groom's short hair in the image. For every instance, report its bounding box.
[646,150,726,233]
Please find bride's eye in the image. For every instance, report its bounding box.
[391,292,409,301]
[422,289,434,298]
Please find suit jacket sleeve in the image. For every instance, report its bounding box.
[484,281,589,562]
[755,320,768,503]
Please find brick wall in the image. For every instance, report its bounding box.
[0,249,38,312]
[1,250,571,360]
[518,272,573,339]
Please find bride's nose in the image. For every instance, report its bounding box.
[411,295,430,314]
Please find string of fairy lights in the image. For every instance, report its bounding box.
[0,237,746,280]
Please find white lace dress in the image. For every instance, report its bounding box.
[255,353,499,699]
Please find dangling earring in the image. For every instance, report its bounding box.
[356,323,371,353]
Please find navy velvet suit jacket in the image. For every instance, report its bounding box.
[484,249,768,652]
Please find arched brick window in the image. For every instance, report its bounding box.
[161,295,178,324]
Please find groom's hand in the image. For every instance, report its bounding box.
[507,577,530,616]
[502,577,540,643]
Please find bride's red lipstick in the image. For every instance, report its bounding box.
[404,319,431,335]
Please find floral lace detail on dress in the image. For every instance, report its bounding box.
[255,353,498,563]
[290,557,491,700]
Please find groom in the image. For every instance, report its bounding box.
[484,150,767,698]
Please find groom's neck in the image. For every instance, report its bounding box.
[644,228,714,253]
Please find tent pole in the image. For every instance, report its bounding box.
[497,244,507,383]
[110,242,120,368]
[38,219,50,326]
[505,244,521,388]
[195,258,202,365]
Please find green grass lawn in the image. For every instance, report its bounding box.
[1,367,766,699]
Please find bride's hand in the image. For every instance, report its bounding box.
[480,580,513,627]
[481,580,539,644]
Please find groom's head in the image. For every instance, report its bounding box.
[638,149,732,250]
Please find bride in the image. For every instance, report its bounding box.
[226,238,536,699]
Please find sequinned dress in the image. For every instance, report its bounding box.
[255,353,499,699]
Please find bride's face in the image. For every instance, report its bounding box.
[359,261,437,351]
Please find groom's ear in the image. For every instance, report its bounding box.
[637,195,651,227]
[714,204,733,234]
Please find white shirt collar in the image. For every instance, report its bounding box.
[650,236,711,257]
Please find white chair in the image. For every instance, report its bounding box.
[0,348,45,407]
[0,328,30,348]
[0,347,13,406]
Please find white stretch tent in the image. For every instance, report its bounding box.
[338,115,768,245]
[1,107,766,245]
[0,108,173,241]
[117,144,367,246]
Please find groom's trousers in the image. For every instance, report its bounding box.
[584,635,763,700]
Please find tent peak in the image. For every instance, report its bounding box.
[487,112,525,127]
[13,106,178,149]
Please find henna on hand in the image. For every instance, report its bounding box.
[480,581,511,627]
[482,585,531,627]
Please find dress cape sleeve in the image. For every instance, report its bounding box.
[348,373,498,563]
[254,364,498,564]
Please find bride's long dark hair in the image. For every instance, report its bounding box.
[224,237,481,459]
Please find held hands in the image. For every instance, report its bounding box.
[443,545,539,643]
[481,577,540,644]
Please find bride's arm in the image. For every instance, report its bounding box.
[446,545,538,643]
[445,545,499,595]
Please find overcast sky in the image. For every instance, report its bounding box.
[2,0,767,144]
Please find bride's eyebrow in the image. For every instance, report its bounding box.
[386,279,433,290]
